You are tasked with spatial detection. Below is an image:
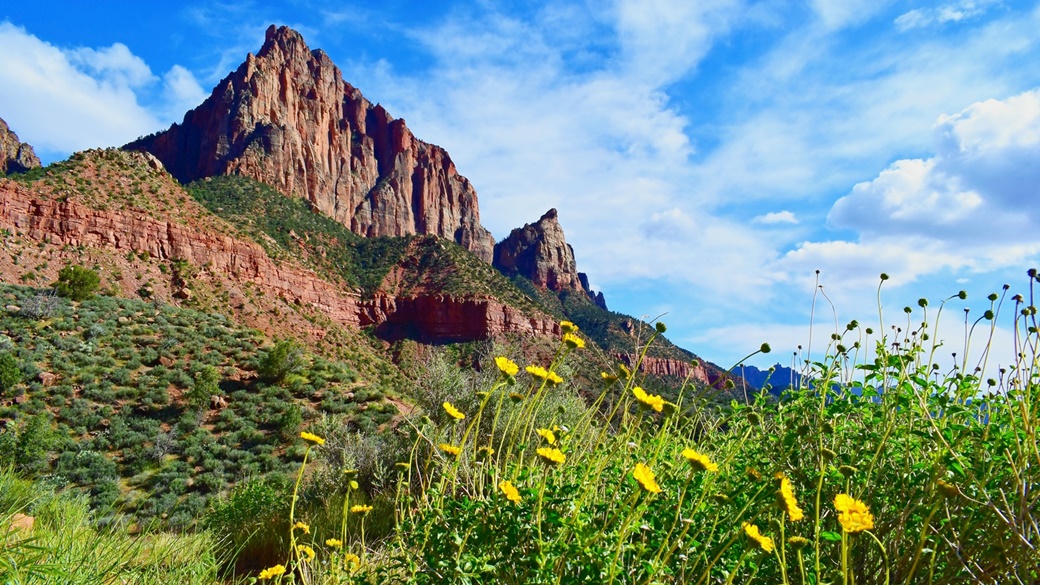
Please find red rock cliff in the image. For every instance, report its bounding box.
[0,178,553,342]
[493,208,584,293]
[125,25,494,262]
[0,118,41,175]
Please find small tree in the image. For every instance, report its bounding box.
[187,365,221,410]
[257,339,303,384]
[53,264,100,301]
[0,352,21,395]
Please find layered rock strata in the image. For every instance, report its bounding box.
[0,118,41,175]
[125,25,494,261]
[0,182,553,341]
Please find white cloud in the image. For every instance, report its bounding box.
[0,22,206,157]
[810,0,894,30]
[161,65,208,120]
[829,88,1040,244]
[895,0,998,31]
[613,0,745,85]
[753,210,798,225]
[0,22,160,153]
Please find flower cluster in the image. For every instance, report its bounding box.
[742,522,775,552]
[495,356,519,376]
[778,475,804,521]
[633,462,662,493]
[682,449,719,472]
[633,386,665,412]
[526,365,564,385]
[258,565,286,580]
[443,402,465,420]
[537,447,566,465]
[499,480,522,503]
[834,494,874,532]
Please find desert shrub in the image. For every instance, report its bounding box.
[257,339,304,384]
[0,351,22,395]
[53,264,100,301]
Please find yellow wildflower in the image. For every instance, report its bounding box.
[526,365,549,379]
[443,401,465,420]
[439,443,461,457]
[560,320,578,334]
[495,356,519,376]
[296,544,316,562]
[633,386,665,412]
[509,392,525,402]
[292,520,310,534]
[834,493,874,532]
[742,522,775,552]
[778,476,804,522]
[601,371,618,382]
[536,428,557,445]
[536,447,566,465]
[499,480,522,503]
[344,552,361,569]
[326,538,343,547]
[300,431,325,445]
[546,371,564,385]
[563,332,585,349]
[258,564,286,580]
[633,463,662,494]
[681,449,719,472]
[351,504,373,514]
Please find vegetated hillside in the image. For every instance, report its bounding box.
[186,175,739,399]
[0,283,396,527]
[0,149,407,387]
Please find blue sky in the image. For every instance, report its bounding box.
[2,1,1040,372]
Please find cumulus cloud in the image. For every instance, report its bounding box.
[0,22,160,154]
[753,211,798,225]
[829,88,1040,244]
[0,22,205,158]
[161,65,208,120]
[775,88,1040,300]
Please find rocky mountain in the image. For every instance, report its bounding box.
[0,118,41,175]
[494,208,606,308]
[125,25,494,262]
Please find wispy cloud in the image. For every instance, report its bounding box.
[895,0,1000,31]
[753,211,798,225]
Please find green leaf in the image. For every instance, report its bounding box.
[820,531,842,542]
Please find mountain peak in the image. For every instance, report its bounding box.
[493,208,584,294]
[0,117,41,175]
[125,25,494,261]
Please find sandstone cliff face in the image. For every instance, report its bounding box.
[0,118,41,175]
[0,180,553,342]
[125,25,494,262]
[494,208,583,292]
[614,353,728,387]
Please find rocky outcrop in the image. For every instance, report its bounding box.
[0,118,41,175]
[615,353,731,387]
[359,294,560,342]
[0,182,555,342]
[125,25,494,262]
[494,208,596,297]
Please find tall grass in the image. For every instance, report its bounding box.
[0,469,224,583]
[267,274,1038,584]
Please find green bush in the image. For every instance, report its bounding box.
[257,339,304,384]
[53,264,100,301]
[0,352,21,395]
